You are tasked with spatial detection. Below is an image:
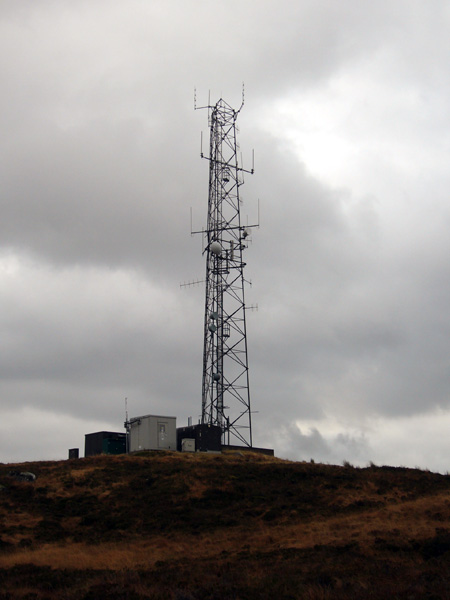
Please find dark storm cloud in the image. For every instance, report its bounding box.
[0,258,204,418]
[0,117,197,275]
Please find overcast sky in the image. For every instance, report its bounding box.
[2,0,450,471]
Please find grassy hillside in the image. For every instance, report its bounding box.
[1,451,450,599]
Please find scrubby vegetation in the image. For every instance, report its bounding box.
[1,451,450,598]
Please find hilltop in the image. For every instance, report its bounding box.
[1,451,450,599]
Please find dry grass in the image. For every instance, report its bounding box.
[0,540,170,570]
[2,485,449,569]
[1,453,450,599]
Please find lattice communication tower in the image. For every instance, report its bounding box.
[194,95,256,447]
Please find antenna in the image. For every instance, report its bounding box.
[124,397,129,454]
[180,279,204,288]
[207,90,211,125]
[192,94,257,447]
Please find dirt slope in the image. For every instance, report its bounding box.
[1,451,450,599]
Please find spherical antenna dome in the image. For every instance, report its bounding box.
[210,241,222,256]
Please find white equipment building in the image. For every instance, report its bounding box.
[128,414,176,452]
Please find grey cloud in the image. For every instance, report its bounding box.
[1,0,450,468]
[274,423,371,465]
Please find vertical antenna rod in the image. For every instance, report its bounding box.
[194,96,256,447]
[124,397,129,454]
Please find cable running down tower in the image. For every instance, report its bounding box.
[195,96,256,447]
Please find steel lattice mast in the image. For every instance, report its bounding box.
[196,97,255,447]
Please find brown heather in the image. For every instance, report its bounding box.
[1,451,450,599]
